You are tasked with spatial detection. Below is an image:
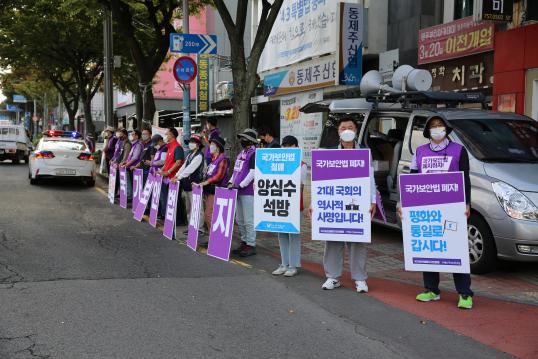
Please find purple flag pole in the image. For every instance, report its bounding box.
[374,190,387,223]
[187,184,203,251]
[119,167,127,209]
[134,174,155,221]
[148,175,163,227]
[207,188,237,261]
[163,181,180,240]
[108,165,117,204]
[132,169,144,213]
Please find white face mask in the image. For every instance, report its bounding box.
[188,142,197,151]
[116,132,122,139]
[154,144,160,150]
[129,135,134,142]
[164,136,170,144]
[339,129,356,142]
[210,144,218,154]
[430,127,446,141]
[141,134,150,141]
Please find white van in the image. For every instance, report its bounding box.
[0,124,32,164]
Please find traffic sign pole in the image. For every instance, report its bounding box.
[182,0,191,147]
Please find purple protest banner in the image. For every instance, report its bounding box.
[207,187,237,261]
[134,174,155,221]
[163,181,180,240]
[132,169,143,213]
[187,184,203,251]
[108,165,117,204]
[148,175,163,227]
[119,167,127,209]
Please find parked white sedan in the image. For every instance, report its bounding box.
[29,130,96,186]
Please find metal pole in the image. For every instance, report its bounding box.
[182,0,191,144]
[43,92,47,131]
[33,99,37,136]
[104,7,114,128]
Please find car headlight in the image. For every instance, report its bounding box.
[492,181,538,221]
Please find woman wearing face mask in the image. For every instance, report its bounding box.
[320,117,377,294]
[172,134,206,231]
[398,114,473,309]
[197,136,230,247]
[228,128,258,257]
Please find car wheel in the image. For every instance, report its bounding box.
[13,152,21,164]
[83,178,95,187]
[468,214,497,274]
[30,174,39,185]
[24,155,29,164]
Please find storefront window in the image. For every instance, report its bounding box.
[454,0,474,20]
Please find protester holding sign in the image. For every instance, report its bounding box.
[136,128,153,185]
[202,118,221,164]
[121,130,144,201]
[197,136,229,247]
[270,136,307,277]
[228,128,258,257]
[158,128,185,220]
[398,114,473,309]
[172,134,205,232]
[149,134,167,176]
[319,118,376,293]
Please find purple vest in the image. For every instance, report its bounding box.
[416,141,462,174]
[112,139,124,162]
[232,146,255,196]
[126,140,144,165]
[206,153,230,187]
[149,144,168,175]
[106,137,118,159]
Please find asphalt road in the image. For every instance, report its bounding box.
[0,162,510,359]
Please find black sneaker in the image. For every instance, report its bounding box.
[232,241,247,254]
[239,245,257,257]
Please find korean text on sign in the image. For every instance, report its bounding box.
[399,172,470,273]
[254,148,302,234]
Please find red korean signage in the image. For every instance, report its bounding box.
[418,17,494,65]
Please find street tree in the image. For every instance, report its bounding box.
[99,0,211,127]
[212,0,284,152]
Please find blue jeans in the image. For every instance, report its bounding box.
[235,195,256,247]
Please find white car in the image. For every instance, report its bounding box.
[29,130,96,186]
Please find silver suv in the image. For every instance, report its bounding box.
[308,92,538,273]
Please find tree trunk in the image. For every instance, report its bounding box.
[82,96,95,136]
[230,93,251,160]
[135,89,143,130]
[142,83,156,128]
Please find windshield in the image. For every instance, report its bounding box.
[452,118,538,163]
[42,140,87,152]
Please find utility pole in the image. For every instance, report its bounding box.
[43,92,47,132]
[182,0,191,144]
[33,99,37,136]
[103,6,114,128]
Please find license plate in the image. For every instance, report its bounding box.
[56,168,76,175]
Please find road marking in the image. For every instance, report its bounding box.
[95,185,251,268]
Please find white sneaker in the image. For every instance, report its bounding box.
[284,267,298,277]
[355,280,369,293]
[272,265,288,275]
[322,278,341,290]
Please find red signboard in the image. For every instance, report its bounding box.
[418,17,494,65]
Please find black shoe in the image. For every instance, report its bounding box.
[232,241,246,254]
[239,245,257,257]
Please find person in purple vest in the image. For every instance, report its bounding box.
[103,127,117,175]
[197,136,230,247]
[121,130,144,201]
[228,128,258,257]
[399,114,473,310]
[202,118,221,164]
[148,134,168,176]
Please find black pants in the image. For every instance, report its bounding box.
[423,272,473,296]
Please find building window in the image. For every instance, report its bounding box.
[454,0,474,19]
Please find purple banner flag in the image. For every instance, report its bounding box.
[134,174,155,221]
[132,169,144,213]
[119,167,127,209]
[207,187,237,261]
[149,175,163,227]
[187,184,203,251]
[108,165,117,204]
[163,181,180,240]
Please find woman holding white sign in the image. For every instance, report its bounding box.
[320,118,377,293]
[398,114,474,309]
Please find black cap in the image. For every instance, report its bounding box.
[210,136,226,152]
[150,134,163,145]
[281,135,299,147]
[423,114,453,139]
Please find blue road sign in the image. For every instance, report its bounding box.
[6,104,22,112]
[13,94,27,103]
[173,56,198,84]
[170,33,217,55]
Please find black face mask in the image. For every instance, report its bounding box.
[240,140,251,148]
